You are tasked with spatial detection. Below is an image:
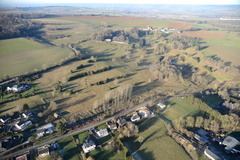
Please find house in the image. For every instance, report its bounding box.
[204,149,221,160]
[16,154,28,160]
[22,111,33,119]
[36,123,55,138]
[157,103,166,109]
[82,140,96,153]
[15,121,32,130]
[139,108,151,118]
[223,136,240,153]
[194,128,209,144]
[0,116,10,123]
[96,128,109,138]
[117,118,127,126]
[139,26,152,31]
[131,113,140,122]
[38,147,49,157]
[107,123,117,130]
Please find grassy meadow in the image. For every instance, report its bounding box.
[0,38,74,77]
[124,117,191,160]
[161,97,198,121]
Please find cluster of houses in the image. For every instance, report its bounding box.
[139,26,182,33]
[0,111,35,131]
[193,128,240,160]
[81,107,152,154]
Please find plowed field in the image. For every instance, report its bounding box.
[182,31,226,40]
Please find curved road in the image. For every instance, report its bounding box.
[0,101,149,160]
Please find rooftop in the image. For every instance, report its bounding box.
[38,147,49,156]
[223,136,240,150]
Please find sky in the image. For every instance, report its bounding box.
[0,0,239,5]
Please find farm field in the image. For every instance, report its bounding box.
[0,39,74,77]
[169,21,194,29]
[161,97,198,121]
[124,117,191,160]
[0,38,44,55]
[182,30,226,40]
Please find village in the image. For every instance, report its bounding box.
[0,91,240,160]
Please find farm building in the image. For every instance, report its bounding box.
[204,149,221,160]
[223,136,240,153]
[194,128,209,144]
[82,140,96,153]
[15,120,32,130]
[0,116,10,123]
[22,111,33,119]
[6,84,30,92]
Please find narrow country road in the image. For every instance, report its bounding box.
[0,101,149,160]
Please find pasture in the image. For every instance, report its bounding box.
[161,97,198,121]
[0,38,74,77]
[124,117,191,160]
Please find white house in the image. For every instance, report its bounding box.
[96,128,109,138]
[82,140,96,153]
[108,123,117,130]
[131,113,140,122]
[139,109,151,118]
[15,120,32,130]
[158,103,166,109]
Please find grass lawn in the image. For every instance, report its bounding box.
[0,45,74,77]
[161,97,198,121]
[0,38,44,55]
[123,117,191,160]
[58,136,81,160]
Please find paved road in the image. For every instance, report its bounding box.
[0,101,149,160]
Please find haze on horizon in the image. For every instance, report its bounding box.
[0,0,239,6]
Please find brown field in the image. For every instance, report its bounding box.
[60,15,150,21]
[169,21,194,29]
[182,31,226,40]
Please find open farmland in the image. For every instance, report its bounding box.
[0,38,74,77]
[124,117,191,160]
[169,21,194,29]
[182,30,226,40]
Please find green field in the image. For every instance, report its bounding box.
[161,98,198,121]
[58,136,81,160]
[0,38,44,55]
[124,117,191,160]
[202,32,240,66]
[0,38,74,77]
